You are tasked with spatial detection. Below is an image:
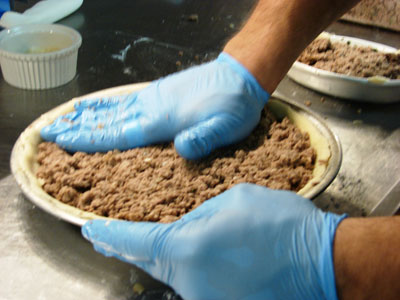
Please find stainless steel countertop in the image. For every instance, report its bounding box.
[1,1,399,299]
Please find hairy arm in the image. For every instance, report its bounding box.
[224,0,361,93]
[334,216,400,300]
[226,2,400,299]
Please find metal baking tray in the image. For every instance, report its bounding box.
[287,32,400,103]
[10,83,342,226]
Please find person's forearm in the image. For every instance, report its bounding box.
[224,0,361,94]
[334,216,400,300]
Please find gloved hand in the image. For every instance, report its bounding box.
[41,53,269,160]
[82,183,347,300]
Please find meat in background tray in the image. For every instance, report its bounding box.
[341,0,400,32]
[288,32,400,103]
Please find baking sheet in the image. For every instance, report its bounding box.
[287,32,400,103]
[10,83,342,226]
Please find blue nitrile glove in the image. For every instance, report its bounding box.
[82,183,347,300]
[41,53,269,160]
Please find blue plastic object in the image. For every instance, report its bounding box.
[0,0,10,17]
[41,53,269,160]
[82,183,347,300]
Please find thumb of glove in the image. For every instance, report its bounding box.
[81,220,170,275]
[174,113,258,160]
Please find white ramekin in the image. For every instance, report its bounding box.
[0,24,82,90]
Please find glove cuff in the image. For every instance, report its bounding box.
[217,52,270,105]
[319,212,348,300]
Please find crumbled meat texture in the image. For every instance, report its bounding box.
[36,108,316,223]
[342,0,400,32]
[297,37,400,79]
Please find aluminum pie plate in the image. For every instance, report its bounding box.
[287,32,400,103]
[10,83,342,226]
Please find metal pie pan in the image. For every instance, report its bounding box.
[10,83,342,226]
[287,32,400,103]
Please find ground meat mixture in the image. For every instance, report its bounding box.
[297,37,400,79]
[36,108,316,223]
[342,0,400,32]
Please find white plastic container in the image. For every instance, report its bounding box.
[0,24,82,90]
